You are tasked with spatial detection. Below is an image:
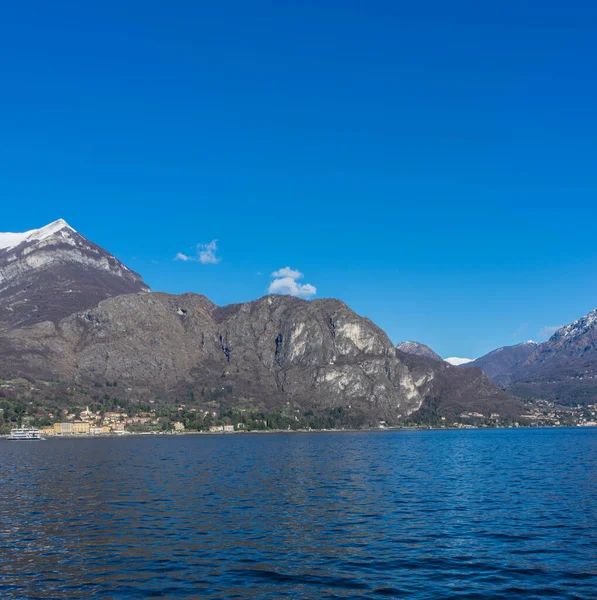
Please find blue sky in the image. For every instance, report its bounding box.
[1,1,597,358]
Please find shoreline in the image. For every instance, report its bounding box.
[2,424,595,440]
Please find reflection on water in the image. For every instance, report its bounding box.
[1,428,596,598]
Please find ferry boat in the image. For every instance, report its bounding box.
[8,427,43,440]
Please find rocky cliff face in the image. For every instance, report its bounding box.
[396,341,443,361]
[396,351,523,418]
[1,293,429,423]
[0,219,149,328]
[0,290,523,423]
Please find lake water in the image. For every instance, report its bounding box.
[1,428,596,599]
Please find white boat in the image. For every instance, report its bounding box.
[8,428,43,440]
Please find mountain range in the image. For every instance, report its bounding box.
[464,341,539,385]
[465,316,597,405]
[399,320,597,406]
[0,219,524,425]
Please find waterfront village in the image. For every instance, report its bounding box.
[4,404,238,437]
[0,378,596,436]
[42,407,235,436]
[0,379,249,436]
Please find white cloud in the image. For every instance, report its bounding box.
[268,266,317,298]
[539,325,561,339]
[174,240,221,264]
[269,277,317,298]
[197,240,220,264]
[272,266,303,279]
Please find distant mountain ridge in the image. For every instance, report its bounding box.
[464,341,538,385]
[396,341,442,361]
[0,219,149,328]
[466,311,597,405]
[395,343,478,369]
[508,309,597,404]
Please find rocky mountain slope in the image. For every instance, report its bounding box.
[0,292,523,424]
[396,351,523,418]
[1,293,429,423]
[464,341,538,386]
[396,341,443,361]
[0,219,149,328]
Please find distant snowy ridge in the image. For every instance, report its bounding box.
[0,219,75,251]
[552,308,597,340]
[444,357,474,366]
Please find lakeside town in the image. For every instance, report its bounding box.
[1,376,596,437]
[39,406,238,436]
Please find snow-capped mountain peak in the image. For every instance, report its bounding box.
[0,218,148,328]
[0,218,76,251]
[553,308,597,340]
[444,357,474,366]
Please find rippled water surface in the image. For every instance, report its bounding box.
[1,428,596,599]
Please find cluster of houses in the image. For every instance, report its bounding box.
[36,404,245,435]
[39,406,185,436]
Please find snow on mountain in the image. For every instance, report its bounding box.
[0,218,148,328]
[0,219,76,251]
[507,307,597,404]
[551,308,597,340]
[444,357,474,366]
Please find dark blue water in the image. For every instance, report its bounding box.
[1,428,596,599]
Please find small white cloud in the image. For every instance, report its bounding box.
[174,240,221,264]
[268,266,316,298]
[539,325,561,339]
[197,240,220,264]
[272,266,303,279]
[269,277,317,298]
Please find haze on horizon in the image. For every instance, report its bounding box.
[1,1,596,359]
